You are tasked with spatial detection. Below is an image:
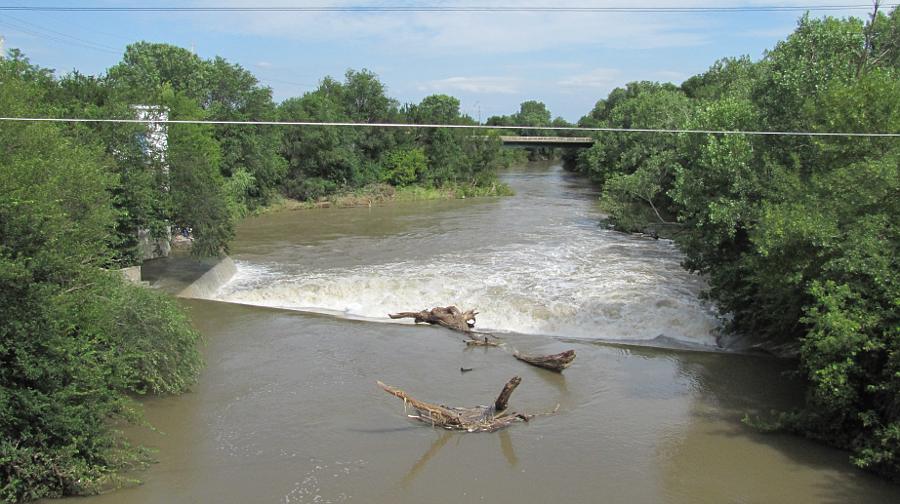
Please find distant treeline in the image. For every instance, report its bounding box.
[4,43,529,265]
[563,8,899,478]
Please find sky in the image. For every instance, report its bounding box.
[0,1,882,122]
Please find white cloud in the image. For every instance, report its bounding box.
[186,0,869,55]
[255,61,273,68]
[557,68,622,89]
[187,0,717,55]
[419,76,521,94]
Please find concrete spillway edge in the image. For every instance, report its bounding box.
[177,256,237,299]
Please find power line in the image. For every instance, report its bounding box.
[0,18,120,54]
[1,117,898,138]
[0,4,894,13]
[0,14,120,53]
[5,0,133,44]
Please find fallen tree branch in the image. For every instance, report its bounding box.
[493,376,521,412]
[465,336,501,347]
[378,376,546,432]
[514,350,576,372]
[389,305,478,333]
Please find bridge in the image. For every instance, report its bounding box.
[499,135,595,148]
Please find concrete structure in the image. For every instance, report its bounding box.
[132,105,169,173]
[118,265,143,284]
[177,257,237,299]
[133,105,172,260]
[500,136,595,148]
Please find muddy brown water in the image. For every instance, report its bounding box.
[71,163,900,503]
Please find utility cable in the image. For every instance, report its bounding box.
[0,4,894,13]
[0,20,121,54]
[1,117,898,138]
[0,13,120,53]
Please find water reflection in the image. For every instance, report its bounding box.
[654,349,900,504]
[498,431,519,468]
[399,430,521,490]
[400,431,454,489]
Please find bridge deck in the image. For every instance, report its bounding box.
[499,135,595,147]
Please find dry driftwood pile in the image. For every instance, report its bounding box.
[378,306,576,432]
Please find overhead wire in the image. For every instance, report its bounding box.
[0,13,120,53]
[2,3,895,136]
[0,18,121,55]
[4,0,133,44]
[0,117,897,138]
[0,4,895,13]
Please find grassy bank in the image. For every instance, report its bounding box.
[259,182,514,213]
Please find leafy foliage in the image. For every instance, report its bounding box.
[568,7,900,478]
[278,79,511,198]
[0,77,202,500]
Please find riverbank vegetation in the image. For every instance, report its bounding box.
[565,5,899,478]
[1,55,202,501]
[6,42,519,265]
[0,42,519,501]
[264,182,514,212]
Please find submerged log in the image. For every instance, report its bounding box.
[514,350,576,372]
[377,376,539,432]
[465,336,500,347]
[389,305,478,333]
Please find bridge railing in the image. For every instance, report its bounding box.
[499,135,595,146]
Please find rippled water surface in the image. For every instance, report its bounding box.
[218,163,719,347]
[67,163,900,504]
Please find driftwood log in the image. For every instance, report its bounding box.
[465,336,500,347]
[377,376,541,432]
[514,350,576,372]
[389,306,478,333]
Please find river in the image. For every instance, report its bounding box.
[73,162,900,503]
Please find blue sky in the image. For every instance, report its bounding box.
[0,1,878,121]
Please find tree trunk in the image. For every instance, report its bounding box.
[493,376,522,412]
[514,350,576,372]
[389,305,479,333]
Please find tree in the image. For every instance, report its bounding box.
[107,42,207,101]
[278,90,362,196]
[1,58,201,499]
[107,43,286,204]
[568,7,900,478]
[164,92,234,257]
[412,94,461,125]
[381,147,427,186]
[204,57,286,199]
[515,100,552,128]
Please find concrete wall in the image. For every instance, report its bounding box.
[177,256,237,299]
[118,265,142,284]
[137,227,172,261]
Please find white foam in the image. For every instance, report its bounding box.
[212,237,721,347]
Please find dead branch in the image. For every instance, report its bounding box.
[377,376,543,432]
[493,376,521,412]
[389,305,479,333]
[514,350,576,372]
[465,336,501,347]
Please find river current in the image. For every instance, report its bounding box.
[64,162,900,504]
[215,162,719,348]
